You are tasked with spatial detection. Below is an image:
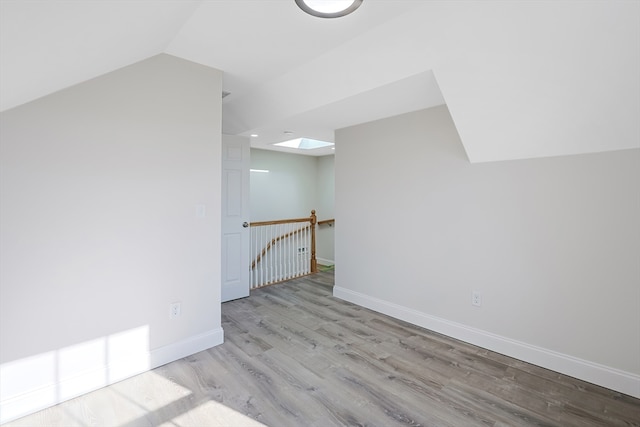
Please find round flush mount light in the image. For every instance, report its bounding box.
[295,0,363,18]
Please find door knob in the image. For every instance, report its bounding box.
[242,222,249,228]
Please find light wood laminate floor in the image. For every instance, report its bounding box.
[5,271,639,426]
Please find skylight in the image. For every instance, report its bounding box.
[273,138,334,150]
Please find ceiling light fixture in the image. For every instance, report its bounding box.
[295,0,363,18]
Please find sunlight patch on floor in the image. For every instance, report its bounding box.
[162,399,267,427]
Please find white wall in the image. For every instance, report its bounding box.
[0,54,223,422]
[249,149,334,264]
[334,105,640,397]
[250,149,318,222]
[316,155,335,265]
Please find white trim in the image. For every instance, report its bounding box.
[316,257,335,266]
[0,328,224,424]
[149,327,224,368]
[333,286,640,399]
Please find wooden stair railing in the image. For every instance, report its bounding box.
[250,224,311,270]
[249,210,318,288]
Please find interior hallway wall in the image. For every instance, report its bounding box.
[250,149,318,222]
[249,149,335,264]
[316,155,335,265]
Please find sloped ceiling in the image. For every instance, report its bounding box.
[1,0,638,162]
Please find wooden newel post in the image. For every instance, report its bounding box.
[310,210,318,273]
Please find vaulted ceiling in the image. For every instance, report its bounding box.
[1,1,638,161]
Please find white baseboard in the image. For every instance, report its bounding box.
[0,328,224,424]
[333,286,640,399]
[317,257,335,266]
[150,327,224,369]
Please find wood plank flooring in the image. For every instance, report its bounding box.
[5,271,640,426]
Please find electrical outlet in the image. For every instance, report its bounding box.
[472,291,482,307]
[170,302,181,319]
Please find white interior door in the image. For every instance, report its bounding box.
[221,135,250,302]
